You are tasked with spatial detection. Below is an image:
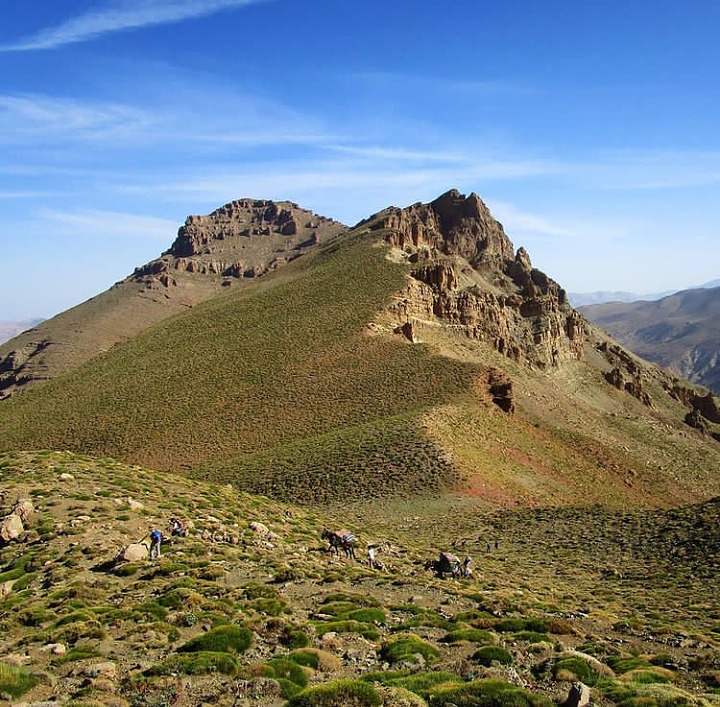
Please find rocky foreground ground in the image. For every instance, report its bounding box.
[1,451,719,706]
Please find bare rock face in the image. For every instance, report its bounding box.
[374,189,583,370]
[133,199,346,286]
[368,189,515,267]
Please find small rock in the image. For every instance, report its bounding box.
[59,473,75,481]
[126,498,144,511]
[13,498,35,522]
[40,643,67,655]
[563,681,591,707]
[0,513,24,543]
[83,661,118,679]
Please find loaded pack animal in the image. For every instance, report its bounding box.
[321,528,357,559]
[424,551,471,579]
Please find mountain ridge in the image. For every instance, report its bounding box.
[2,189,720,511]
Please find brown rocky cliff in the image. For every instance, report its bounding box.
[133,199,345,284]
[373,189,583,370]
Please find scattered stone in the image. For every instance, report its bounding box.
[13,498,35,522]
[59,472,75,481]
[0,513,24,543]
[83,661,118,680]
[40,643,67,656]
[563,681,591,707]
[126,498,144,511]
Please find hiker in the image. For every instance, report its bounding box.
[168,517,187,537]
[461,555,472,578]
[149,527,163,560]
[366,544,385,570]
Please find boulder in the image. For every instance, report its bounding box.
[13,498,35,522]
[0,513,24,544]
[121,542,149,562]
[563,681,591,707]
[250,521,270,535]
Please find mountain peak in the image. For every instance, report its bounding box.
[365,188,515,267]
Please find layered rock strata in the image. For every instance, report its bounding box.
[370,189,584,370]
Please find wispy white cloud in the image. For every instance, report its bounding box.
[0,94,153,142]
[1,0,271,52]
[486,200,573,238]
[38,208,178,240]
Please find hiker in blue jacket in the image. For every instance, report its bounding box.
[149,527,163,560]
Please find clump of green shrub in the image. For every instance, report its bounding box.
[258,657,309,699]
[441,628,494,644]
[494,618,548,633]
[607,655,651,674]
[553,657,601,686]
[345,607,385,623]
[178,624,252,654]
[0,662,38,699]
[362,670,462,699]
[472,646,513,667]
[248,597,290,616]
[280,627,310,649]
[286,678,382,706]
[145,651,238,677]
[288,649,341,673]
[427,678,553,706]
[379,634,440,666]
[598,679,699,706]
[113,562,141,577]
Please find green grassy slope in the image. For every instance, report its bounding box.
[0,234,478,499]
[2,451,719,707]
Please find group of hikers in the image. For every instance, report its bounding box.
[147,517,187,560]
[143,520,473,580]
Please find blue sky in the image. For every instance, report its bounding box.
[1,0,719,320]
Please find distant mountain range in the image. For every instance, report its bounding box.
[579,285,720,394]
[569,279,720,307]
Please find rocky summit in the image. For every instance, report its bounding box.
[365,189,583,369]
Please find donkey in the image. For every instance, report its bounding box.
[321,528,357,559]
[424,551,462,579]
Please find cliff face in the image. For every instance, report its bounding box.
[369,189,584,369]
[132,199,345,285]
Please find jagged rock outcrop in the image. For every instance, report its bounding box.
[597,341,653,406]
[132,199,345,288]
[487,368,515,413]
[372,189,584,370]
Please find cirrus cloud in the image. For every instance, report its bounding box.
[1,0,272,52]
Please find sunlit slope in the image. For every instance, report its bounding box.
[0,234,479,494]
